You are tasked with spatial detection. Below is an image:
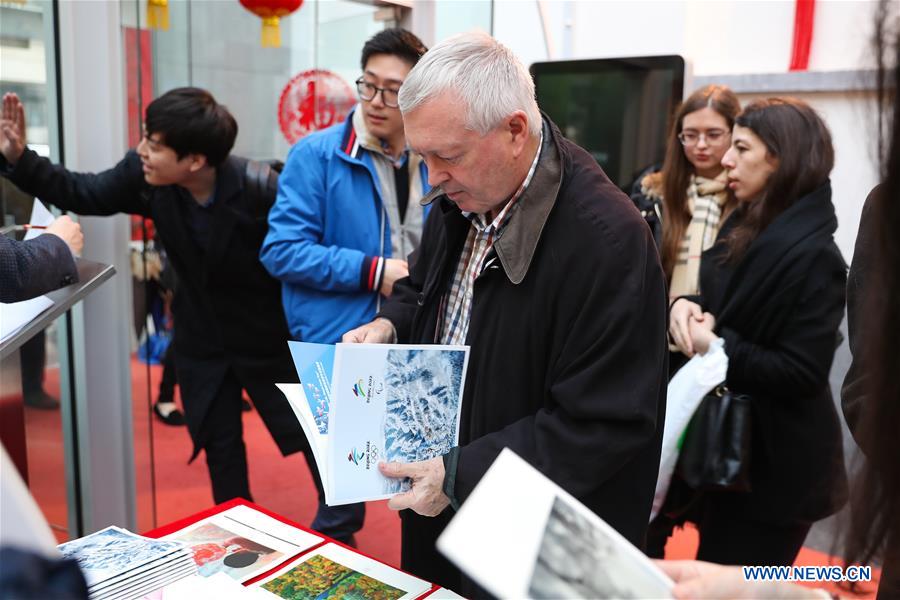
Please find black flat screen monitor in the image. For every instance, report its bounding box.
[531,55,685,192]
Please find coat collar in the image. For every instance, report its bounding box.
[737,180,837,271]
[715,180,840,323]
[421,116,564,285]
[495,119,562,285]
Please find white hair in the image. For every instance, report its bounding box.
[398,31,541,137]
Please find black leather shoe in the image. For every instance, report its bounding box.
[153,402,186,426]
[23,391,59,410]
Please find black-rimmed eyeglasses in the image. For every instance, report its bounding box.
[355,78,400,108]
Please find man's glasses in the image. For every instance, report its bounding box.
[355,78,400,108]
[678,129,730,147]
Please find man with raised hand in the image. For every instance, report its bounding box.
[0,88,314,519]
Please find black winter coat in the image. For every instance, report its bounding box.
[379,118,669,588]
[687,181,848,524]
[2,149,304,458]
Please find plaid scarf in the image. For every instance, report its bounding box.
[669,172,730,300]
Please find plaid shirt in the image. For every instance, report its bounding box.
[438,132,543,345]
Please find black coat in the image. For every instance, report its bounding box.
[688,181,848,524]
[379,118,669,589]
[2,149,304,458]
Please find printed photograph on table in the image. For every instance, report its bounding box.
[253,543,431,600]
[163,505,322,583]
[57,526,187,587]
[261,554,403,600]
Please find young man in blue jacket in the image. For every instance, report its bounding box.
[260,28,428,545]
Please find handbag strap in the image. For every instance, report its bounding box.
[712,385,732,436]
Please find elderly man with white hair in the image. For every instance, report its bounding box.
[344,31,668,593]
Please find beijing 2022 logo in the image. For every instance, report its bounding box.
[347,442,379,469]
[351,376,383,403]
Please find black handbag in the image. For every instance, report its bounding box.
[676,384,753,492]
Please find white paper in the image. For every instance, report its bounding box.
[281,341,469,506]
[24,198,55,240]
[426,587,465,598]
[437,448,674,600]
[0,443,59,557]
[162,504,323,583]
[651,338,728,521]
[278,383,328,493]
[0,295,54,343]
[252,543,431,600]
[148,572,254,599]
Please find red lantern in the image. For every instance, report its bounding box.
[239,0,303,48]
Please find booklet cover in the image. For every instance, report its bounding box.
[251,543,431,600]
[162,504,323,583]
[281,342,469,506]
[436,449,675,599]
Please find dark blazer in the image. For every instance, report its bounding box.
[687,181,848,524]
[0,234,77,303]
[1,149,303,458]
[379,118,669,589]
[842,187,879,448]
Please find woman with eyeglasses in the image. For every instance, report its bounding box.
[650,97,848,569]
[632,85,740,312]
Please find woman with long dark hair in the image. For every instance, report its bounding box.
[656,98,849,567]
[633,85,741,303]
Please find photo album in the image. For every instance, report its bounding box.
[436,449,675,600]
[279,341,469,506]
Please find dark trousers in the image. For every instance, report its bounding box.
[647,497,810,566]
[201,369,364,543]
[157,341,177,404]
[20,331,45,396]
[203,369,251,503]
[401,509,460,591]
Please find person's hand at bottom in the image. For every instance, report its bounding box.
[379,457,449,517]
[656,560,826,600]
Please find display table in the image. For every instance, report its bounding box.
[143,498,446,598]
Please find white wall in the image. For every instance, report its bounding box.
[489,0,884,262]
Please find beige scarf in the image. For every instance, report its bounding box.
[669,172,730,300]
[352,108,426,261]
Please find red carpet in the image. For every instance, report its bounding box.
[12,357,880,596]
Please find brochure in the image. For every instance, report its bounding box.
[280,341,469,506]
[162,504,323,583]
[436,449,675,599]
[57,526,194,595]
[251,543,432,600]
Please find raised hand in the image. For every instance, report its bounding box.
[0,92,27,164]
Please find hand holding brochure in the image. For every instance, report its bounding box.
[437,449,675,599]
[280,341,469,506]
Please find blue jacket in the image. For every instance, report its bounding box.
[261,112,430,343]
